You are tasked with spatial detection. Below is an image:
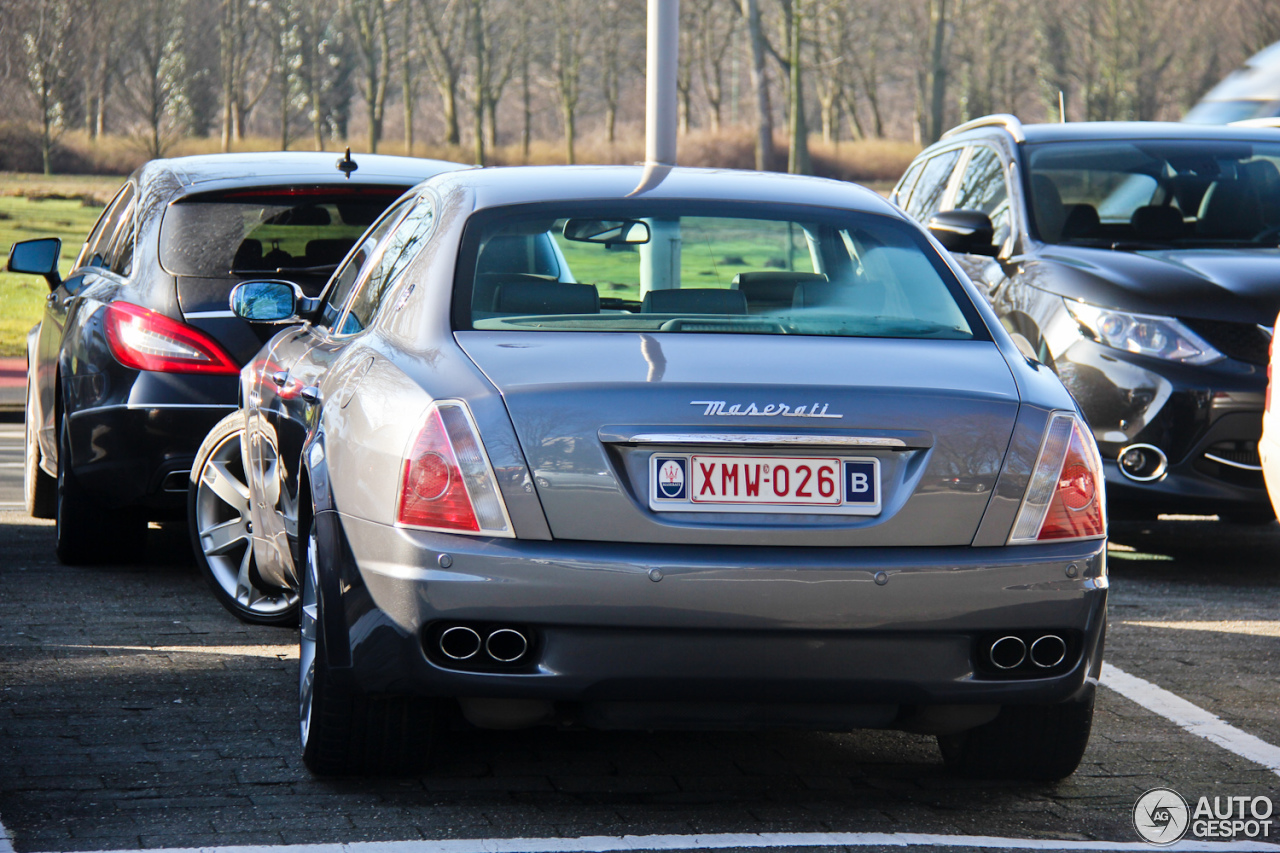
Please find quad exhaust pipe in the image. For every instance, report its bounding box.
[437,624,530,665]
[988,633,1067,670]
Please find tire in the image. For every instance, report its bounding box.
[189,413,297,625]
[937,694,1095,781]
[298,515,439,776]
[24,382,56,519]
[55,418,147,565]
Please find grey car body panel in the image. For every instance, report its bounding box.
[455,331,1020,546]
[331,510,1106,706]
[235,165,1106,728]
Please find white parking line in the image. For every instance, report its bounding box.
[39,834,1280,853]
[1102,663,1280,777]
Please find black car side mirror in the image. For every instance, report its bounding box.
[230,280,319,323]
[7,238,63,290]
[927,210,999,257]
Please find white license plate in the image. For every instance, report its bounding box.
[649,453,881,515]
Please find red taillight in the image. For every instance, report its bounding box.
[1009,414,1106,543]
[397,401,513,536]
[104,303,239,375]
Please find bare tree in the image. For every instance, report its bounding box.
[345,0,392,151]
[550,0,589,164]
[690,0,738,132]
[416,0,468,147]
[17,0,79,174]
[741,0,774,169]
[117,0,192,159]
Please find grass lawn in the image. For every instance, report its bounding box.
[0,174,122,357]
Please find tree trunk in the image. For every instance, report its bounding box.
[439,81,460,146]
[742,0,773,170]
[562,104,575,165]
[927,0,950,144]
[787,1,809,175]
[403,0,415,155]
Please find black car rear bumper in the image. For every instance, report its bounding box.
[65,370,238,514]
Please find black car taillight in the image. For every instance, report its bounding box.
[104,302,239,375]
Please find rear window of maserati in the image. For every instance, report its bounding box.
[456,204,984,340]
[159,186,407,277]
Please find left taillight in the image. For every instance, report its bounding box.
[104,302,239,375]
[397,401,513,537]
[1008,413,1106,544]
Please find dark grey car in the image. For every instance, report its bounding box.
[220,165,1108,779]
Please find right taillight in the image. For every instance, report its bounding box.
[1008,413,1106,543]
[397,401,513,537]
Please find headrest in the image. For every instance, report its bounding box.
[1061,204,1100,240]
[305,238,356,265]
[731,271,828,306]
[640,288,747,314]
[1031,174,1065,242]
[1130,206,1184,240]
[492,280,600,315]
[792,280,884,314]
[232,239,263,270]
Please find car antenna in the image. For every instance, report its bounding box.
[336,147,358,179]
[1059,91,1066,123]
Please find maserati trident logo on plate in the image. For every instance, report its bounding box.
[655,458,687,500]
[690,400,843,418]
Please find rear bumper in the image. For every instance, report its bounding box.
[64,369,238,513]
[322,511,1108,719]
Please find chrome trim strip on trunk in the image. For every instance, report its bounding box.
[620,433,909,448]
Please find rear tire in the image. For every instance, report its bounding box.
[24,382,56,519]
[55,418,146,565]
[299,515,438,776]
[937,695,1094,780]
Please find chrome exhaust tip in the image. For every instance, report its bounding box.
[989,636,1027,670]
[485,628,529,663]
[1029,634,1067,668]
[439,626,482,660]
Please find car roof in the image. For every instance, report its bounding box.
[135,151,468,195]
[422,165,901,217]
[1018,121,1280,144]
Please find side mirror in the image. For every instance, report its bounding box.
[8,238,62,289]
[230,280,316,323]
[927,210,999,257]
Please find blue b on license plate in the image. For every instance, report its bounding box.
[649,454,880,515]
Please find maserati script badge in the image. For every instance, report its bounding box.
[690,400,843,419]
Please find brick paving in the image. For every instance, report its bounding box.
[0,512,1278,852]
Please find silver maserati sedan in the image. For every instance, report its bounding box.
[204,164,1108,779]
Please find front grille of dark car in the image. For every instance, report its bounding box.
[1180,319,1271,365]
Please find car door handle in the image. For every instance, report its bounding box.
[271,371,289,388]
[299,386,321,406]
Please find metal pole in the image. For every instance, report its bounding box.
[640,0,681,296]
[645,0,679,166]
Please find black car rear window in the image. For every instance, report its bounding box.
[159,186,407,277]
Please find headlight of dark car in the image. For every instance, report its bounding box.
[1064,300,1224,365]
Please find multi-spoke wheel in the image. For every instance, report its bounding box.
[189,413,297,625]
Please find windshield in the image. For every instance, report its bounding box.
[160,187,407,277]
[1025,140,1280,248]
[455,204,982,341]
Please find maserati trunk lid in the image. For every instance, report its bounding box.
[456,331,1021,547]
